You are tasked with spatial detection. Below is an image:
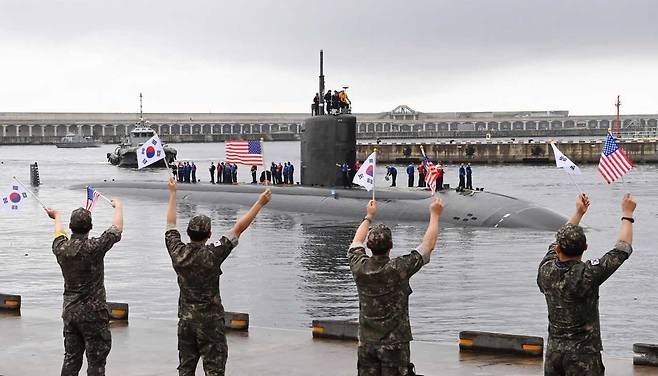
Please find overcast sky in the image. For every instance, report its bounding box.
[1,0,657,114]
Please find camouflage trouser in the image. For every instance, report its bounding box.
[61,317,112,376]
[358,342,411,376]
[177,318,228,376]
[544,350,605,376]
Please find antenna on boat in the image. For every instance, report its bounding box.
[139,92,144,126]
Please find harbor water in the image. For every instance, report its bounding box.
[0,141,656,357]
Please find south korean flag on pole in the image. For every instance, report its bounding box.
[551,143,581,175]
[137,134,166,169]
[1,180,29,213]
[353,151,376,191]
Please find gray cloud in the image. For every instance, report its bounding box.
[1,0,657,113]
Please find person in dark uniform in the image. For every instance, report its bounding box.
[465,163,473,190]
[270,163,277,185]
[191,162,197,183]
[312,93,320,115]
[165,177,272,376]
[457,164,465,192]
[251,165,257,184]
[538,192,636,376]
[406,163,415,188]
[217,162,223,184]
[209,162,216,184]
[337,162,351,188]
[437,162,444,191]
[324,90,333,115]
[332,91,340,114]
[223,163,232,184]
[386,166,397,187]
[348,197,443,376]
[46,200,124,376]
[287,162,294,184]
[231,164,238,183]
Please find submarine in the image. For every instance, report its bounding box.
[86,51,567,231]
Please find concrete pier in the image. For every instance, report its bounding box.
[358,140,658,164]
[1,313,657,375]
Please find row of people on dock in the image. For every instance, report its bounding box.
[43,182,637,375]
[312,89,351,115]
[173,161,198,183]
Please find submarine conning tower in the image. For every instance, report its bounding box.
[300,114,357,187]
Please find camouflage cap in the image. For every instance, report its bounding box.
[69,208,92,231]
[367,223,392,253]
[556,223,587,255]
[187,214,211,233]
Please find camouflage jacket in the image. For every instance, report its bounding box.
[347,243,427,345]
[165,227,238,322]
[52,225,122,321]
[537,240,633,353]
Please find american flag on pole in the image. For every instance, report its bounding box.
[421,151,440,195]
[85,186,101,211]
[598,132,633,184]
[225,140,264,166]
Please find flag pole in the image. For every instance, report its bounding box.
[12,175,48,209]
[566,173,584,194]
[372,148,377,201]
[261,137,268,186]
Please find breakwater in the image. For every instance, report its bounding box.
[357,140,658,164]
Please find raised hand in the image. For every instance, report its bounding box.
[621,193,636,216]
[258,189,272,206]
[45,207,59,219]
[575,193,590,215]
[168,176,177,192]
[366,199,377,218]
[429,197,444,216]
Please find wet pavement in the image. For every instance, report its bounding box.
[1,312,658,375]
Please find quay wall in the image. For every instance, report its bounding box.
[357,140,658,164]
[1,110,657,145]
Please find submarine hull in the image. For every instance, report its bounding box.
[84,181,566,231]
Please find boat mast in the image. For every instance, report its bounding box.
[319,50,325,115]
[614,95,621,138]
[139,92,144,127]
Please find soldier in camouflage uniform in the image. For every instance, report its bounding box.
[348,198,443,376]
[537,192,636,376]
[46,199,124,376]
[165,177,271,376]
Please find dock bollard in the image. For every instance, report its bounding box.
[0,293,21,312]
[224,312,249,331]
[633,343,658,366]
[107,302,129,321]
[311,319,358,340]
[459,331,544,357]
[30,162,40,187]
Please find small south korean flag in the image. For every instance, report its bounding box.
[137,134,166,169]
[353,151,377,191]
[1,180,29,213]
[551,143,581,176]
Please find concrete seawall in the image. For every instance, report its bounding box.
[357,140,658,164]
[0,133,300,145]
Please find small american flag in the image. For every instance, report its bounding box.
[422,154,440,194]
[598,132,633,184]
[225,140,264,166]
[85,186,101,211]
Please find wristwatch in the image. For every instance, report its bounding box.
[621,217,634,223]
[363,216,372,223]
